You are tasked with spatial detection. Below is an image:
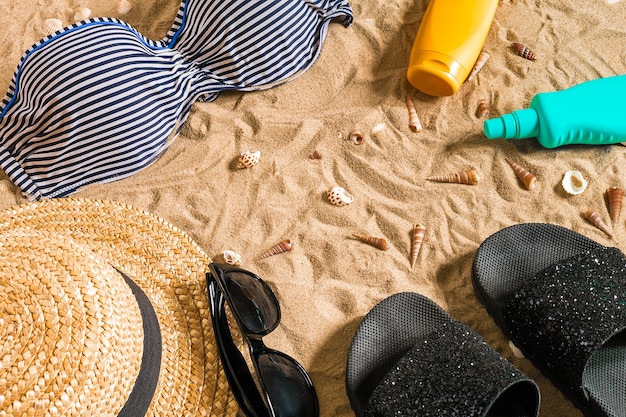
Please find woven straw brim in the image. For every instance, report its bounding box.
[0,198,241,416]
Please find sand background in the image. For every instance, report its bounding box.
[1,0,626,416]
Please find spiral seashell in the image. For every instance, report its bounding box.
[73,7,92,21]
[475,99,490,118]
[117,0,133,14]
[237,150,261,169]
[348,130,364,145]
[606,187,623,225]
[512,42,537,61]
[427,169,479,185]
[505,158,536,190]
[562,170,587,195]
[467,50,490,81]
[352,233,389,251]
[255,239,292,260]
[585,208,613,238]
[406,96,422,133]
[308,150,322,159]
[326,185,354,206]
[222,250,242,266]
[410,224,426,269]
[42,18,63,36]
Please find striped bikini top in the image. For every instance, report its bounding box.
[0,0,353,200]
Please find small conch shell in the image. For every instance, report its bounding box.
[606,187,623,225]
[326,185,354,206]
[348,130,364,145]
[467,50,490,82]
[255,239,292,260]
[585,208,613,238]
[427,169,479,185]
[505,158,536,190]
[42,18,63,36]
[512,42,537,61]
[308,150,322,159]
[406,96,422,133]
[410,224,426,268]
[222,250,242,266]
[237,150,261,169]
[352,233,389,251]
[475,99,490,118]
[73,7,92,21]
[117,0,133,14]
[562,170,587,195]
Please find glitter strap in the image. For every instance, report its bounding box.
[503,247,626,404]
[364,320,539,417]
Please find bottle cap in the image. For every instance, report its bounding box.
[484,108,540,139]
[407,51,465,96]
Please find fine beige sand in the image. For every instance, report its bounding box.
[1,1,626,416]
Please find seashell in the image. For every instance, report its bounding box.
[237,150,261,169]
[0,179,14,193]
[255,239,292,260]
[509,341,525,359]
[606,187,623,225]
[467,50,490,82]
[116,0,133,14]
[585,208,613,238]
[475,99,490,118]
[505,158,536,190]
[348,130,364,145]
[42,18,63,36]
[512,42,537,61]
[352,233,389,251]
[222,250,242,266]
[308,150,322,159]
[427,169,479,185]
[73,7,92,21]
[406,96,422,133]
[410,224,426,269]
[372,123,387,134]
[561,170,587,195]
[326,185,354,206]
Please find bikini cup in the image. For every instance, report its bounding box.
[0,0,353,199]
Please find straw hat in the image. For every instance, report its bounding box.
[0,198,241,416]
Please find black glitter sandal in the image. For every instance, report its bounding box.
[345,292,540,417]
[472,223,626,417]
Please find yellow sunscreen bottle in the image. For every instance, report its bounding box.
[407,0,499,96]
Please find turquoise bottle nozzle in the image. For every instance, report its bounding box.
[483,108,540,140]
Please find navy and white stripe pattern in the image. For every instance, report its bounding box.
[0,0,353,199]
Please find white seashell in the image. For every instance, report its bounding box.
[42,18,63,36]
[73,7,92,21]
[561,170,588,195]
[326,185,354,206]
[509,341,525,358]
[237,150,261,169]
[222,250,242,266]
[117,0,133,14]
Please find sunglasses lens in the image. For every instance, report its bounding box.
[258,352,318,417]
[222,271,280,334]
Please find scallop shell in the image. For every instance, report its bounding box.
[505,158,536,190]
[585,208,613,238]
[326,185,354,206]
[406,96,422,133]
[410,224,426,269]
[255,239,292,260]
[222,250,242,266]
[352,233,389,251]
[606,187,623,225]
[0,179,14,193]
[42,18,63,36]
[475,99,490,118]
[467,50,490,81]
[237,150,261,169]
[348,130,364,145]
[73,7,92,21]
[561,170,587,195]
[117,0,133,14]
[427,169,479,185]
[512,42,537,61]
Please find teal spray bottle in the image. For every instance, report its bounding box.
[484,74,626,148]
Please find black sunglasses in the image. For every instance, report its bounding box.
[206,263,319,417]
